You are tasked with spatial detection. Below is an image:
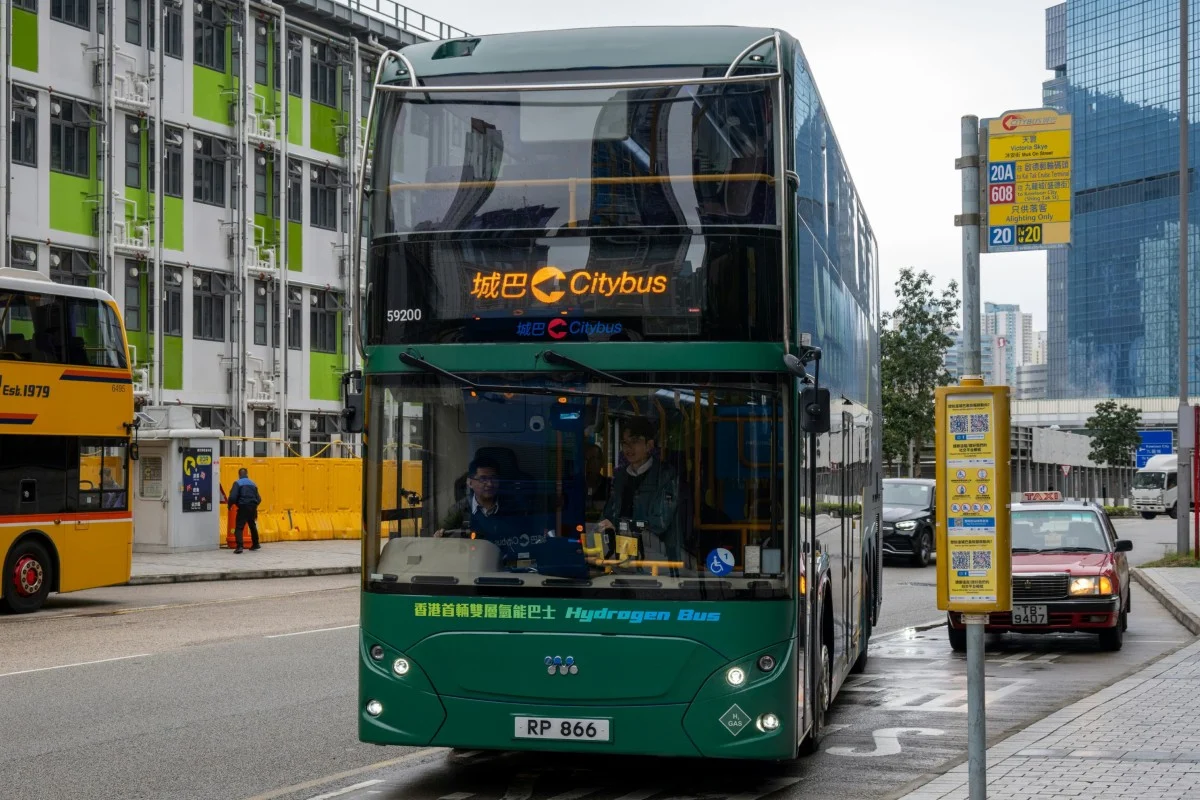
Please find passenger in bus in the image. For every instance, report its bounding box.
[598,417,682,561]
[101,468,126,509]
[434,455,516,541]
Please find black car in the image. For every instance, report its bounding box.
[882,478,936,567]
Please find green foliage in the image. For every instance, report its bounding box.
[1103,505,1138,518]
[1084,400,1143,467]
[881,268,960,476]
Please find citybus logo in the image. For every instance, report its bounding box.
[470,267,669,304]
[1000,112,1058,132]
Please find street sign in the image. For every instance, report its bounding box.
[1136,430,1174,469]
[1060,464,1071,477]
[935,383,1012,614]
[982,109,1072,253]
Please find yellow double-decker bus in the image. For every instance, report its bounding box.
[0,267,135,613]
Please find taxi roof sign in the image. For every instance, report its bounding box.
[1022,491,1062,502]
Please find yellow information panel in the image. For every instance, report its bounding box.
[935,383,1012,613]
[983,108,1072,253]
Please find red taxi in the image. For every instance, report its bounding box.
[947,492,1132,652]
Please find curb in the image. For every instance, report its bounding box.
[1131,567,1200,636]
[128,565,358,586]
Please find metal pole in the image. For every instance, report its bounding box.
[960,115,982,377]
[964,612,987,800]
[1181,0,1193,556]
[956,115,987,799]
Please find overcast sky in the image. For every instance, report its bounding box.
[417,0,1056,330]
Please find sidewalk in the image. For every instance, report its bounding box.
[894,567,1200,800]
[130,540,359,584]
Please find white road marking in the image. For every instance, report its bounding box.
[725,777,804,800]
[611,791,659,800]
[827,727,945,757]
[873,618,947,641]
[240,747,445,800]
[266,624,359,638]
[500,774,537,800]
[438,794,475,800]
[0,653,149,678]
[305,780,383,800]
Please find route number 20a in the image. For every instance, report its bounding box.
[387,308,422,322]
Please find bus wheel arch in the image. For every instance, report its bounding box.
[1,532,59,614]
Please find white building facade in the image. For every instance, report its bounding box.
[1,0,466,456]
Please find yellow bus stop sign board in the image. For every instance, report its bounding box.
[935,384,1012,613]
[983,108,1072,253]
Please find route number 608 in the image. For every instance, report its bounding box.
[387,308,422,322]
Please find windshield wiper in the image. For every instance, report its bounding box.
[541,349,628,385]
[1012,547,1042,553]
[538,350,765,393]
[400,351,586,397]
[1036,547,1104,553]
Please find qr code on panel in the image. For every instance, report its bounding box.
[969,414,990,433]
[949,415,969,434]
[971,550,992,570]
[951,551,971,570]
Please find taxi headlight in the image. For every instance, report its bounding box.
[1070,576,1100,595]
[1099,575,1114,594]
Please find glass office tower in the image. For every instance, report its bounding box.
[1045,0,1200,398]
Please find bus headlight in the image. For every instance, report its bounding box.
[366,699,383,717]
[757,713,780,731]
[726,667,746,686]
[393,658,411,676]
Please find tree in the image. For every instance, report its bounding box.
[1084,400,1143,467]
[881,268,960,476]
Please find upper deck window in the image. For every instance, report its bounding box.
[372,80,778,235]
[0,288,128,369]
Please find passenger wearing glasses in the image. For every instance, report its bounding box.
[597,417,682,561]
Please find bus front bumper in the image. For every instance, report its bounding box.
[358,635,800,760]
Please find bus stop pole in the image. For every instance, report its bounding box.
[958,114,987,800]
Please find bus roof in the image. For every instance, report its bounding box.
[393,25,780,81]
[0,267,118,305]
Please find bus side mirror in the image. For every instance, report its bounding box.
[342,370,364,434]
[800,387,830,434]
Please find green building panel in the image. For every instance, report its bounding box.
[310,101,345,156]
[287,222,303,271]
[163,336,184,390]
[163,196,184,251]
[309,320,343,401]
[49,172,96,236]
[289,95,304,146]
[11,9,37,72]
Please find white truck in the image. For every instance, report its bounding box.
[1132,453,1178,519]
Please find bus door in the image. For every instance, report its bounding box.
[840,412,852,657]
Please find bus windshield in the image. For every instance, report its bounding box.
[372,80,778,235]
[0,288,128,368]
[363,372,789,600]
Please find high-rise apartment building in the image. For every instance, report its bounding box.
[982,301,1032,386]
[1043,1,1200,398]
[1,0,466,456]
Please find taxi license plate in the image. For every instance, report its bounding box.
[514,717,611,742]
[1012,604,1048,625]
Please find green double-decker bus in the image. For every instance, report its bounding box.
[348,24,881,759]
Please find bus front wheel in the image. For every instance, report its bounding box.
[2,539,53,614]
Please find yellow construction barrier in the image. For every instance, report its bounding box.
[217,457,423,545]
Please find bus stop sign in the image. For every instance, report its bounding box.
[934,382,1012,614]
